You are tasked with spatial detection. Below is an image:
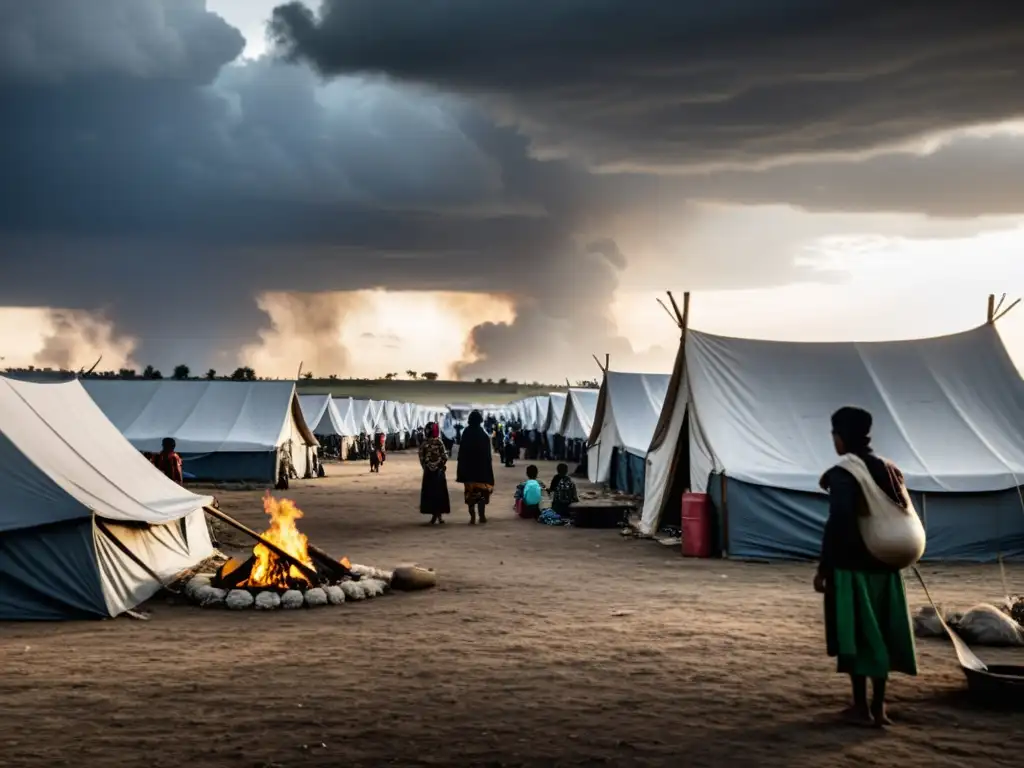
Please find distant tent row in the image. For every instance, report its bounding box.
[0,376,214,620]
[298,394,445,443]
[496,390,600,465]
[636,320,1024,563]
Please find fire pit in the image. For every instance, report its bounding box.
[185,493,393,611]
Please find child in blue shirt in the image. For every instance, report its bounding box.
[521,464,544,519]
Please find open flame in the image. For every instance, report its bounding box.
[212,492,354,592]
[245,492,315,588]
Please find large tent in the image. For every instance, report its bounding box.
[640,323,1024,562]
[83,380,318,483]
[0,376,214,620]
[559,388,599,441]
[587,372,670,495]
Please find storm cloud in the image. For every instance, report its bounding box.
[3,0,1024,380]
[272,1,1024,171]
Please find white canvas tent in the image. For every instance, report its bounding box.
[559,388,599,441]
[83,380,318,483]
[0,376,214,620]
[543,393,567,434]
[541,392,567,455]
[587,372,670,494]
[299,394,353,437]
[640,323,1024,562]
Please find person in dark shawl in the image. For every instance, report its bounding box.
[816,406,917,728]
[456,410,495,524]
[419,422,451,524]
[369,432,386,473]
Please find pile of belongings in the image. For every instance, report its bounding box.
[913,600,1024,647]
[538,508,570,526]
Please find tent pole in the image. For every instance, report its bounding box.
[987,294,995,324]
[680,292,690,338]
[605,353,610,371]
[720,474,730,557]
[993,298,1021,323]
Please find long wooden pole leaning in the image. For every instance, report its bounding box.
[203,505,320,583]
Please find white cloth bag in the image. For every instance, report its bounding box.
[835,454,926,569]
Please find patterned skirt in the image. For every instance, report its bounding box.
[463,482,494,506]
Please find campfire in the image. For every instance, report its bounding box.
[183,493,394,611]
[211,494,353,592]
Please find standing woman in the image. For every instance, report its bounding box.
[456,410,495,524]
[419,422,451,524]
[816,406,918,728]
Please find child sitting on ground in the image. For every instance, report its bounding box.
[548,463,579,517]
[517,465,544,519]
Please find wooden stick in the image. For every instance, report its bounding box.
[680,292,691,337]
[308,543,352,580]
[656,298,680,327]
[604,353,610,371]
[993,293,1007,316]
[592,354,605,372]
[203,505,319,583]
[987,294,996,323]
[993,298,1021,323]
[667,291,684,326]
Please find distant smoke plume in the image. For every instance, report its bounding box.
[241,292,367,378]
[35,309,137,371]
[456,238,645,382]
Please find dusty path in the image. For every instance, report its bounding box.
[1,452,1021,768]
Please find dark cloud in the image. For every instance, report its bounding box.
[4,0,1024,380]
[687,131,1024,218]
[272,1,1024,171]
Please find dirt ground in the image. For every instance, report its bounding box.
[1,452,1022,768]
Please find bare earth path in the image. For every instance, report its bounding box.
[2,452,1022,767]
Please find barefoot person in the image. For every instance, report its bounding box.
[419,422,451,524]
[456,410,494,524]
[815,406,918,728]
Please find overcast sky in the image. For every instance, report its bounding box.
[2,0,1024,381]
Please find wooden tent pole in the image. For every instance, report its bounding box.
[680,292,690,337]
[993,298,1021,323]
[987,294,996,324]
[656,298,679,326]
[591,354,605,372]
[605,353,610,371]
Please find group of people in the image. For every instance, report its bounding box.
[418,410,494,524]
[513,463,579,519]
[147,403,918,728]
[417,410,583,525]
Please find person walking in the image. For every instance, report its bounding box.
[456,410,495,524]
[419,422,451,524]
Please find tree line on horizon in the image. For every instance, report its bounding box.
[2,363,599,390]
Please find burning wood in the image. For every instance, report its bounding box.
[207,493,353,592]
[181,494,428,611]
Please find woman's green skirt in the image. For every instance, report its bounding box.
[824,569,918,679]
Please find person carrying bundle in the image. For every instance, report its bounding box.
[815,406,921,728]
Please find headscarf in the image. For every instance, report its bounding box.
[428,421,440,439]
[468,410,484,427]
[831,406,872,455]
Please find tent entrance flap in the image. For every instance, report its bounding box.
[657,410,691,532]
